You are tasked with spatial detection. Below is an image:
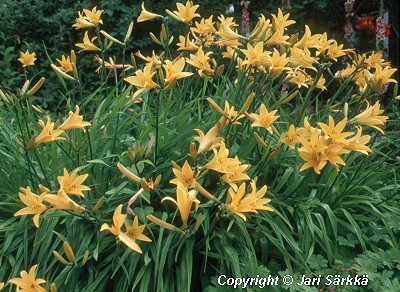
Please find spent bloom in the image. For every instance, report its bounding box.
[18,50,37,67]
[166,0,200,24]
[9,265,46,292]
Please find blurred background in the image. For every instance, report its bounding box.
[0,0,398,108]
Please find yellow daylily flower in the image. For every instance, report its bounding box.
[44,189,84,211]
[281,124,299,149]
[248,104,279,133]
[271,8,296,31]
[194,125,224,154]
[327,41,346,61]
[170,160,197,189]
[298,129,329,174]
[177,34,199,51]
[57,168,90,197]
[59,105,91,132]
[119,216,152,253]
[9,265,46,292]
[191,16,216,36]
[0,282,3,290]
[226,181,273,221]
[370,65,397,90]
[18,50,37,67]
[317,116,353,145]
[267,48,290,76]
[73,11,96,29]
[162,183,200,228]
[34,117,65,145]
[289,47,318,71]
[137,2,162,22]
[345,126,372,155]
[324,142,349,172]
[56,55,73,73]
[124,64,159,99]
[166,0,200,24]
[349,101,388,134]
[221,164,250,191]
[100,205,126,236]
[204,141,241,174]
[83,6,104,27]
[75,31,100,52]
[186,46,214,77]
[215,15,243,47]
[294,25,322,51]
[163,58,193,88]
[135,50,162,68]
[14,186,48,228]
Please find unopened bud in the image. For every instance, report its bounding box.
[195,182,221,203]
[53,251,69,265]
[26,77,45,96]
[190,142,197,159]
[124,22,134,43]
[238,92,255,116]
[39,184,50,194]
[128,147,135,161]
[154,174,161,188]
[100,30,124,46]
[214,65,224,79]
[191,213,203,235]
[51,64,75,81]
[63,241,75,262]
[207,98,228,118]
[147,214,185,235]
[253,132,269,149]
[281,90,298,105]
[26,136,36,150]
[50,283,57,292]
[171,160,182,171]
[92,196,104,212]
[160,24,167,44]
[80,250,89,266]
[145,136,155,159]
[344,102,348,118]
[149,32,163,46]
[21,80,31,95]
[117,163,141,183]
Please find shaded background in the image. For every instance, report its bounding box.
[0,0,399,108]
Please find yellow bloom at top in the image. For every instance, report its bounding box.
[44,189,85,211]
[249,104,279,134]
[162,183,200,228]
[369,64,397,91]
[18,50,37,67]
[9,265,46,292]
[298,128,329,174]
[73,6,104,29]
[137,2,162,23]
[191,16,216,36]
[57,168,90,197]
[215,15,244,47]
[281,124,299,149]
[271,8,295,31]
[349,101,388,134]
[59,105,91,132]
[166,0,200,24]
[14,186,48,228]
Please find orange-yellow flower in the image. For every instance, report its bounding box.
[34,117,65,145]
[170,160,196,189]
[317,116,353,145]
[18,50,37,67]
[162,183,200,228]
[163,58,193,88]
[241,42,271,67]
[75,31,100,52]
[349,101,388,134]
[72,7,103,29]
[194,125,224,154]
[9,265,46,292]
[226,181,273,221]
[345,127,371,155]
[249,104,279,133]
[298,129,328,174]
[166,0,200,24]
[59,105,91,132]
[271,8,296,31]
[14,186,47,228]
[281,124,299,149]
[44,189,84,211]
[204,141,241,173]
[57,168,90,197]
[186,46,214,77]
[124,64,159,99]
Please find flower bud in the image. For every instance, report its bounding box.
[63,241,75,262]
